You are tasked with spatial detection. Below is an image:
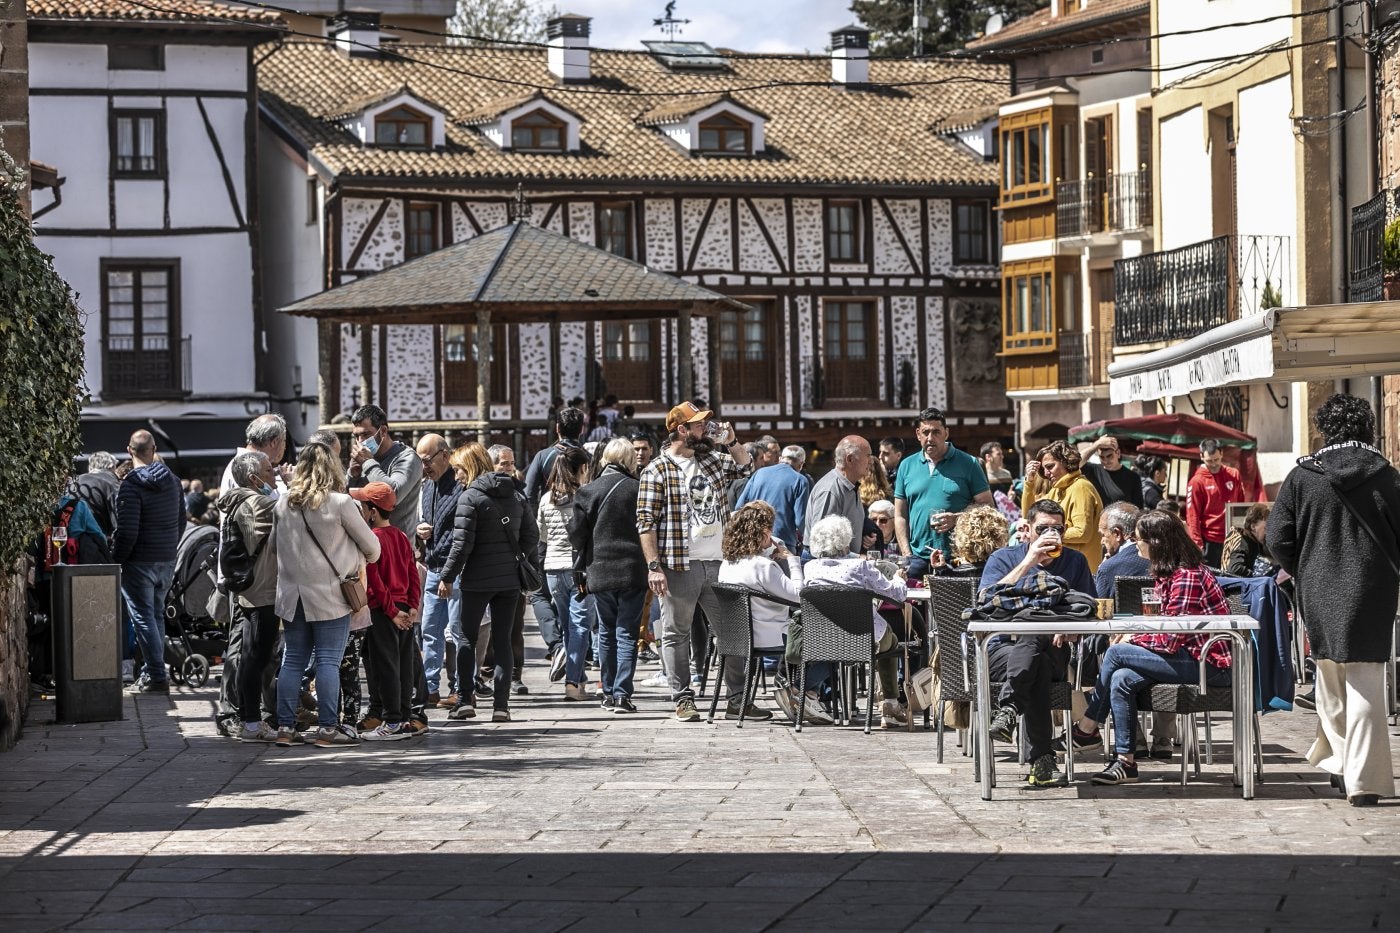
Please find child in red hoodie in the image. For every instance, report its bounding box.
[352,482,422,741]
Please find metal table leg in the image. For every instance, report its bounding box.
[975,635,994,800]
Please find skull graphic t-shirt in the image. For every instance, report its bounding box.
[673,453,724,561]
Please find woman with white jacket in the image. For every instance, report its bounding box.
[272,441,380,748]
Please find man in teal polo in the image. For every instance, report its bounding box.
[894,406,994,577]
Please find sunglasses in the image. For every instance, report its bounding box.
[1032,524,1063,536]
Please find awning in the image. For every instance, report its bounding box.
[1107,302,1400,404]
[78,417,253,463]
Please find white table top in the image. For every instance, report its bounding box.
[967,614,1258,636]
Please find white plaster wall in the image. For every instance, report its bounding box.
[736,199,780,273]
[451,202,479,242]
[29,95,108,229]
[558,322,586,400]
[691,316,711,401]
[927,199,954,275]
[925,297,947,410]
[518,324,553,420]
[1158,105,1212,251]
[1156,0,1291,87]
[644,198,678,271]
[357,201,405,271]
[689,198,733,271]
[167,96,247,229]
[385,325,436,418]
[342,198,381,263]
[29,42,246,91]
[796,294,814,408]
[791,199,823,274]
[568,201,593,244]
[1235,75,1297,298]
[872,199,921,275]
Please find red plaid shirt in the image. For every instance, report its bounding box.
[1130,567,1233,669]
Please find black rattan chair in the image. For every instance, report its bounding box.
[1114,576,1154,614]
[929,577,977,762]
[797,584,891,734]
[707,583,797,727]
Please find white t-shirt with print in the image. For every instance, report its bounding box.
[673,453,724,561]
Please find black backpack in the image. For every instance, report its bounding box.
[219,512,267,593]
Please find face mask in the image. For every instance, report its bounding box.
[362,434,379,455]
[260,483,274,497]
[762,544,777,558]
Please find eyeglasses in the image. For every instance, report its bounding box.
[419,450,444,467]
[871,516,892,524]
[1032,524,1063,536]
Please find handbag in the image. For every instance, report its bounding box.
[482,494,543,594]
[300,508,370,613]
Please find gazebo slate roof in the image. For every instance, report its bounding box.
[278,220,747,324]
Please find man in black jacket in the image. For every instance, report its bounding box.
[1268,394,1399,807]
[74,451,121,539]
[115,430,186,693]
[415,433,461,710]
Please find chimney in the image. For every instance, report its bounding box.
[830,25,870,87]
[547,14,591,83]
[330,11,381,59]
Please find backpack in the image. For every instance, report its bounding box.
[219,510,267,593]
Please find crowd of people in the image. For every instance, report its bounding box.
[35,393,1394,805]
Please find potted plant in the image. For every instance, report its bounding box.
[1383,216,1400,300]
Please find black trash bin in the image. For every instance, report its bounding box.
[51,564,124,723]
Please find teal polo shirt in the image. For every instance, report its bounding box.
[894,443,990,559]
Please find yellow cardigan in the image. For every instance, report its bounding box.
[1020,470,1105,572]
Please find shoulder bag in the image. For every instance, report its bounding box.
[300,508,370,613]
[1329,484,1400,576]
[482,493,543,594]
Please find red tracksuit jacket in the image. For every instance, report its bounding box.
[1185,464,1244,546]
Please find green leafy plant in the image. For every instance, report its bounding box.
[1259,279,1282,311]
[0,142,86,592]
[1383,217,1400,274]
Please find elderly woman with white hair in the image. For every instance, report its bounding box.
[866,499,897,557]
[805,514,910,728]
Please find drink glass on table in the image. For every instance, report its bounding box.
[1141,593,1162,616]
[50,526,67,566]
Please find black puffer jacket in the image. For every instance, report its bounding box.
[1268,441,1400,663]
[440,472,540,593]
[568,465,645,593]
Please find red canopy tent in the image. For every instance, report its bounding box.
[1068,413,1265,501]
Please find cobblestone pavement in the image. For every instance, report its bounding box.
[2,632,1397,931]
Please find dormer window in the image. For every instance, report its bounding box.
[375,105,430,148]
[698,113,751,154]
[511,109,566,151]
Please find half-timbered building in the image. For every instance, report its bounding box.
[258,15,1009,451]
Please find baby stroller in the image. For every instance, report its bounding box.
[163,523,226,687]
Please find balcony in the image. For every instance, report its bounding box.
[1349,190,1386,303]
[1113,234,1292,346]
[1055,170,1152,243]
[1057,330,1114,389]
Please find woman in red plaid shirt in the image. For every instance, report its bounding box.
[1062,510,1232,785]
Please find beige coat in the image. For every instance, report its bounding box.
[273,492,380,622]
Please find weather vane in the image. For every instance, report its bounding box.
[653,1,690,40]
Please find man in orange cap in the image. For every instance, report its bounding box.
[637,400,764,723]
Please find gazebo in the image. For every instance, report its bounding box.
[279,217,750,441]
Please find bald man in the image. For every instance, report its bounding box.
[115,429,186,693]
[416,434,462,708]
[804,435,872,556]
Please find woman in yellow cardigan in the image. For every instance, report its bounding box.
[1020,440,1105,572]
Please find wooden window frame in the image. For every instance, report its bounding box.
[374,104,431,150]
[953,198,995,265]
[510,108,567,152]
[405,202,440,260]
[821,299,880,403]
[596,202,634,258]
[998,107,1051,206]
[108,44,164,71]
[442,323,508,405]
[100,259,183,399]
[306,178,319,226]
[825,199,864,263]
[719,299,779,402]
[696,112,752,155]
[1001,257,1078,355]
[110,108,166,179]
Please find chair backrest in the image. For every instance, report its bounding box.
[1115,576,1154,614]
[800,585,876,663]
[928,577,977,704]
[709,583,760,657]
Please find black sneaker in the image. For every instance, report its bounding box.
[600,696,616,711]
[1025,753,1067,788]
[1052,725,1100,754]
[1294,689,1316,711]
[475,678,494,699]
[1091,758,1140,785]
[548,647,567,683]
[989,705,1017,743]
[613,698,638,714]
[512,680,529,696]
[129,679,170,695]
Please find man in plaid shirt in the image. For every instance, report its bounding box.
[637,401,754,722]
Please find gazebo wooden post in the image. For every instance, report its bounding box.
[677,303,693,401]
[475,309,492,445]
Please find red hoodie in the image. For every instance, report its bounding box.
[365,525,422,617]
[1185,464,1244,546]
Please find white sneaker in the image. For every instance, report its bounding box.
[641,672,669,688]
[549,647,567,683]
[881,699,909,728]
[773,686,799,724]
[801,695,835,725]
[238,722,280,744]
[313,725,360,748]
[361,722,411,742]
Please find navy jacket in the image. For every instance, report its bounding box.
[979,543,1096,598]
[1095,542,1152,598]
[113,462,186,564]
[420,471,463,571]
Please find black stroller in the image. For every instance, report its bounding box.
[163,523,227,687]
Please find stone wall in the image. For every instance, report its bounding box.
[0,565,31,751]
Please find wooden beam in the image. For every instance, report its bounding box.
[475,309,492,444]
[677,304,694,401]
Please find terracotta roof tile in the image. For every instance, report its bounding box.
[458,90,585,125]
[966,0,1148,52]
[931,103,999,134]
[29,0,282,25]
[636,92,768,126]
[258,41,1007,189]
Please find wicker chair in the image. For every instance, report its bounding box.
[1114,576,1155,614]
[707,583,797,727]
[929,577,977,763]
[796,585,894,734]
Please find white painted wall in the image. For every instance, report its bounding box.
[1156,0,1292,87]
[1158,105,1212,251]
[29,42,247,91]
[1235,74,1298,298]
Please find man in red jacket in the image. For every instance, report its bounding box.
[1185,438,1244,567]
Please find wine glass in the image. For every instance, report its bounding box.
[51,526,68,566]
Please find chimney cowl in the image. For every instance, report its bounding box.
[330,11,382,59]
[830,24,870,87]
[547,14,592,83]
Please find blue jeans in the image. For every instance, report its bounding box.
[420,570,460,695]
[276,601,350,729]
[121,560,175,684]
[595,587,645,700]
[549,570,596,685]
[1083,642,1232,756]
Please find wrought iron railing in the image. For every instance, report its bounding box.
[180,335,193,394]
[1113,234,1292,346]
[1056,170,1152,240]
[1349,190,1385,303]
[1057,329,1114,388]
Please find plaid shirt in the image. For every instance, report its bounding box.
[1131,567,1233,669]
[636,447,749,571]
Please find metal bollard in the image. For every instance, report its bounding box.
[51,564,124,723]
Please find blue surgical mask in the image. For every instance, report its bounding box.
[260,483,274,497]
[362,434,379,455]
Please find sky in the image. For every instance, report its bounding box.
[559,0,860,55]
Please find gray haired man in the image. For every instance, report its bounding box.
[219,413,289,496]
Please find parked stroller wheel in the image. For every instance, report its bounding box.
[182,654,210,688]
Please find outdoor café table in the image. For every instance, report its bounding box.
[966,614,1260,800]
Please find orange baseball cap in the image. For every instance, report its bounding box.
[350,482,397,512]
[666,401,712,433]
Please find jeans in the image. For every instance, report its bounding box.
[420,570,459,695]
[1083,642,1231,756]
[549,569,596,686]
[660,561,743,702]
[531,575,560,651]
[276,601,350,729]
[121,560,176,684]
[235,604,280,725]
[595,587,646,700]
[457,589,519,712]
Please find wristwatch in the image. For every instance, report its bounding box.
[647,560,662,572]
